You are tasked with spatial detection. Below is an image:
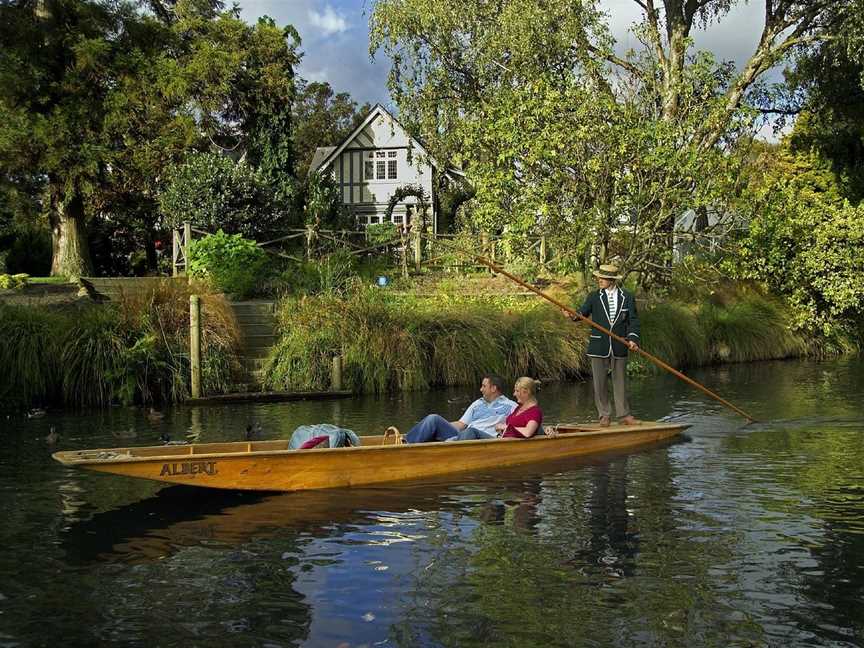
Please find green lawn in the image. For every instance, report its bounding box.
[26,276,70,284]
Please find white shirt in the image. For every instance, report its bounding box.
[459,395,518,436]
[605,286,619,323]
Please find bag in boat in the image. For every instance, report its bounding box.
[289,424,361,450]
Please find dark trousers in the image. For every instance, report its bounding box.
[590,355,630,418]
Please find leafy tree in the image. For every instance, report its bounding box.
[779,5,864,201]
[303,172,349,231]
[725,146,864,337]
[159,152,277,239]
[369,0,846,282]
[0,0,299,276]
[293,80,371,179]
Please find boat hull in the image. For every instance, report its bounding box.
[53,422,687,492]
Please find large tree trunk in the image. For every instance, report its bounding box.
[49,189,93,278]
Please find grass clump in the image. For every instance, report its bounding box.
[0,305,63,409]
[0,279,241,412]
[265,281,837,392]
[264,289,589,394]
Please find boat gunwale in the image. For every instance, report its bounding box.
[52,422,689,466]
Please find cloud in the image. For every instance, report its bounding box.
[308,6,349,36]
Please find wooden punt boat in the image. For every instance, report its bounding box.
[52,421,688,492]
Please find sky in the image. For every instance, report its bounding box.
[236,0,784,135]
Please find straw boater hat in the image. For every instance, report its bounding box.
[592,264,623,280]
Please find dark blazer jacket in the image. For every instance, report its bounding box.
[575,288,641,358]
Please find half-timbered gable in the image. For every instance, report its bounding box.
[309,104,437,231]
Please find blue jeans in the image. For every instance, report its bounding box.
[456,427,496,441]
[405,414,460,443]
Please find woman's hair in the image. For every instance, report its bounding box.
[514,376,541,396]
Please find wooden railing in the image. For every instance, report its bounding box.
[171,221,554,276]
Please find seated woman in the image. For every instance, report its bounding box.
[460,376,542,440]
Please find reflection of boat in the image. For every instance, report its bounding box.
[52,422,687,492]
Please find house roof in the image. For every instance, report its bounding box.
[309,146,337,175]
[313,104,439,173]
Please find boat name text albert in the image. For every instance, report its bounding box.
[160,461,218,477]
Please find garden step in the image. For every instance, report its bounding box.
[241,357,269,371]
[235,323,277,337]
[242,346,273,360]
[234,313,277,325]
[241,333,278,348]
[229,300,275,315]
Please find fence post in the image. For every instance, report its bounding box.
[183,222,192,275]
[190,294,201,399]
[331,355,343,391]
[540,235,547,265]
[412,217,422,273]
[172,228,179,277]
[489,236,496,272]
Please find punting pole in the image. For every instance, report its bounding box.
[424,236,757,423]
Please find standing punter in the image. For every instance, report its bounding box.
[575,264,640,427]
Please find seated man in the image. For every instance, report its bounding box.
[405,374,516,443]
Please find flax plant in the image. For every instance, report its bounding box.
[0,305,63,409]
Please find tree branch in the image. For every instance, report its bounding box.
[586,45,643,77]
[697,1,833,150]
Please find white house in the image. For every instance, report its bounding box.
[309,104,440,231]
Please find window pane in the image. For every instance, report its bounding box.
[364,161,374,179]
[376,151,386,158]
[377,161,386,179]
[388,159,397,179]
[388,151,397,158]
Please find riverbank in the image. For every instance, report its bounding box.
[2,278,858,412]
[264,282,858,393]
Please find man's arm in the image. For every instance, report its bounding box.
[573,292,594,320]
[454,400,478,430]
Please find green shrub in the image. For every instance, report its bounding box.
[3,225,51,276]
[59,307,129,407]
[0,280,242,413]
[699,296,807,362]
[188,231,270,298]
[630,301,708,374]
[366,222,399,246]
[0,273,28,290]
[159,153,279,239]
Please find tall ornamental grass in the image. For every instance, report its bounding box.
[0,305,63,409]
[265,284,844,392]
[0,280,241,412]
[264,289,590,393]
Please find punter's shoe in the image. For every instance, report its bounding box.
[599,416,611,427]
[620,415,638,425]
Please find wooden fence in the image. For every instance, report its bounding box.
[172,222,555,277]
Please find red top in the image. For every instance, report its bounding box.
[502,404,543,439]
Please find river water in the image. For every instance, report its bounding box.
[1,358,863,647]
